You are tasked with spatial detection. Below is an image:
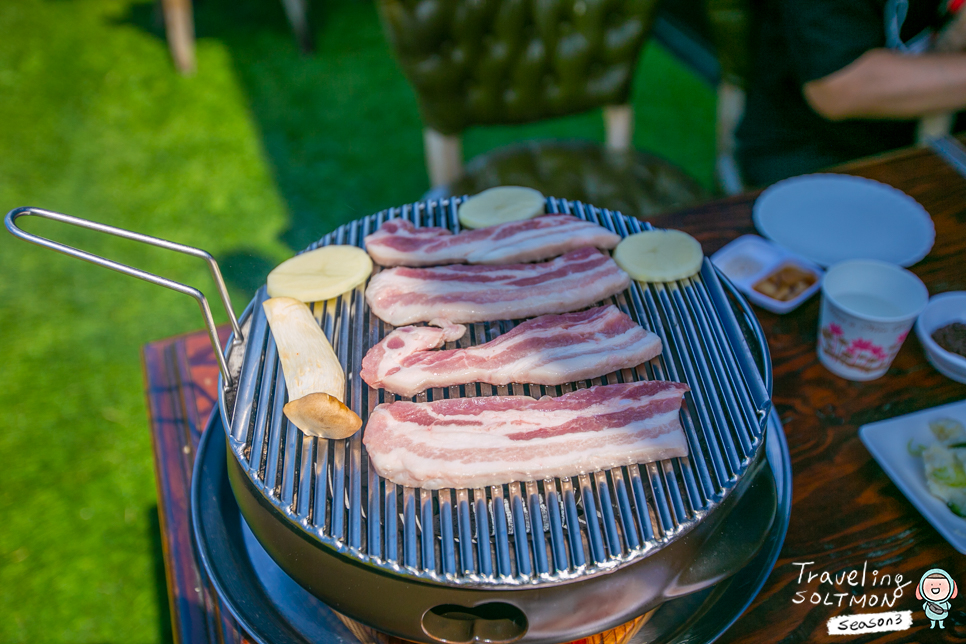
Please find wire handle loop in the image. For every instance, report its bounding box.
[5,206,243,390]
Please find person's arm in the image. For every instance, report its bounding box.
[803,48,966,121]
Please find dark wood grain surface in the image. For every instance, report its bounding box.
[144,144,966,644]
[668,145,966,644]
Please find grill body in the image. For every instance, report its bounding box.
[214,197,774,642]
[228,440,776,643]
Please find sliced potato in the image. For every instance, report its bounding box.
[458,186,545,229]
[267,245,373,303]
[613,229,704,282]
[263,297,362,438]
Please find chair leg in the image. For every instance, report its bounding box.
[423,128,463,188]
[604,105,634,152]
[161,0,195,74]
[716,81,746,195]
[279,0,314,53]
[917,113,954,145]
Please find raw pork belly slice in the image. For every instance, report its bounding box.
[365,247,631,326]
[361,306,662,397]
[364,215,622,267]
[363,381,690,489]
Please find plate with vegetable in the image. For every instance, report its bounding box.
[860,400,966,554]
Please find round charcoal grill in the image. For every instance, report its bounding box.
[6,198,774,644]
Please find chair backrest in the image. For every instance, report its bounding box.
[378,0,662,136]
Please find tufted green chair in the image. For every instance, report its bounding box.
[706,0,749,193]
[378,0,708,219]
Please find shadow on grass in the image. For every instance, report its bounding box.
[217,249,278,297]
[118,0,429,298]
[148,505,175,644]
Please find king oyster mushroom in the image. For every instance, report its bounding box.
[262,296,362,439]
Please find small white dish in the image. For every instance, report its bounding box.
[711,235,823,314]
[915,292,966,384]
[859,400,966,554]
[753,174,935,267]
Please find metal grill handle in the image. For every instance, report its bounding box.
[5,206,243,390]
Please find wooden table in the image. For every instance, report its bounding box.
[143,144,966,644]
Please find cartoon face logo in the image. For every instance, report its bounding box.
[923,576,952,601]
[916,568,959,629]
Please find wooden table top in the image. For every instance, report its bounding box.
[663,147,966,643]
[143,143,966,644]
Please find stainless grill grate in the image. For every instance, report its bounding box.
[224,197,771,587]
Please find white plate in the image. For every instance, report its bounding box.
[859,400,966,554]
[753,174,934,267]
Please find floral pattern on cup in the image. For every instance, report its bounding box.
[819,323,906,373]
[816,260,927,381]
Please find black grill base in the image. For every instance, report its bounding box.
[193,410,791,644]
[227,442,775,644]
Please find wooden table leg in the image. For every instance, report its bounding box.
[280,0,314,53]
[161,0,196,74]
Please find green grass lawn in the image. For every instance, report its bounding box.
[0,0,713,641]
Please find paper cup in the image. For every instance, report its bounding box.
[817,260,928,381]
